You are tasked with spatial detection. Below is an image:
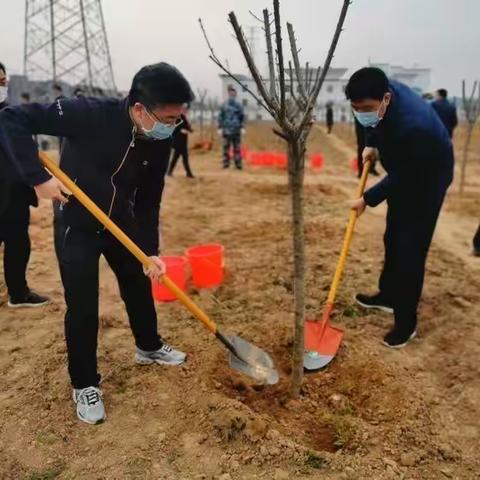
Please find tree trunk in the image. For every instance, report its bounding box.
[460,124,474,196]
[288,139,306,398]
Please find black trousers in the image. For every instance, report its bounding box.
[222,133,242,167]
[0,204,30,301]
[378,188,446,333]
[168,146,194,177]
[54,217,162,389]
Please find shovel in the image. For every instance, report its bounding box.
[303,160,371,370]
[39,152,279,385]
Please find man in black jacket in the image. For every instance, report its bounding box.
[346,68,453,349]
[0,61,49,308]
[0,62,195,425]
[431,89,458,138]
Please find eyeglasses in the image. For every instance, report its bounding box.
[147,109,183,127]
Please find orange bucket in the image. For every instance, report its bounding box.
[186,243,224,288]
[152,256,187,302]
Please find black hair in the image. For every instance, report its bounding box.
[437,88,448,99]
[345,67,389,102]
[128,62,194,108]
[227,84,236,92]
[0,62,5,74]
[73,87,84,96]
[21,92,30,101]
[53,83,63,91]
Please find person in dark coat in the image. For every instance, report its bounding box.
[218,85,245,170]
[0,61,49,308]
[0,62,195,425]
[326,103,334,134]
[168,111,194,178]
[431,89,458,138]
[473,224,480,256]
[346,67,454,348]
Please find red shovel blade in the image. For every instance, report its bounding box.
[304,319,344,356]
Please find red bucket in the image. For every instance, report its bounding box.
[186,243,224,289]
[152,256,187,302]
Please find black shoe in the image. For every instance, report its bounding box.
[235,164,243,171]
[8,290,50,308]
[382,328,417,349]
[473,248,480,257]
[223,164,230,169]
[355,292,394,314]
[186,174,195,179]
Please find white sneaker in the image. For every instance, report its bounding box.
[135,343,186,366]
[73,386,106,425]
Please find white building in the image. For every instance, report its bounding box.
[369,62,431,95]
[219,67,352,123]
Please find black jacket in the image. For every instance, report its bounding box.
[431,98,458,138]
[172,113,193,151]
[363,80,454,208]
[0,101,37,218]
[0,97,171,255]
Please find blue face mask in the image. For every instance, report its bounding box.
[142,109,179,140]
[352,99,385,128]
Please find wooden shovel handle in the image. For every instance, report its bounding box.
[39,151,218,334]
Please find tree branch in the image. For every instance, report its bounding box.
[287,23,307,103]
[227,12,276,113]
[273,0,286,118]
[263,8,278,103]
[298,0,351,132]
[198,17,272,114]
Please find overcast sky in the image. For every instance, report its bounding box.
[1,0,478,98]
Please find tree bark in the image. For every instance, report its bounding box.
[460,124,474,196]
[288,139,306,397]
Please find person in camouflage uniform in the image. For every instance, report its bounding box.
[218,85,245,170]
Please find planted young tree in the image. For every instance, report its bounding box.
[460,80,480,195]
[200,0,351,396]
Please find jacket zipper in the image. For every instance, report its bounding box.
[105,127,136,224]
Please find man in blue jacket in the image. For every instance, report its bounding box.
[218,85,245,170]
[431,89,458,139]
[0,62,194,424]
[346,67,453,348]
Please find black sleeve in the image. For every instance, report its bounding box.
[0,98,106,186]
[451,106,458,130]
[363,128,434,207]
[133,146,170,256]
[183,114,193,132]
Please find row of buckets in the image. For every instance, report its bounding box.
[152,244,224,302]
[230,146,324,170]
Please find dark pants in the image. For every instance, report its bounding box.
[54,217,162,389]
[0,204,30,301]
[378,188,446,333]
[327,123,333,134]
[473,224,480,252]
[222,133,242,168]
[168,146,194,177]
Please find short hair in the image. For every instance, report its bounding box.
[227,84,236,93]
[128,62,194,108]
[437,88,448,99]
[0,62,6,74]
[53,83,63,92]
[345,67,389,102]
[20,92,30,101]
[73,87,84,96]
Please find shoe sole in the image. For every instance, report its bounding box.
[354,297,394,314]
[382,331,417,349]
[135,354,186,366]
[7,300,50,308]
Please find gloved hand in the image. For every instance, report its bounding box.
[217,129,223,137]
[241,128,246,136]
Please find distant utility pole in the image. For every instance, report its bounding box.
[24,0,117,94]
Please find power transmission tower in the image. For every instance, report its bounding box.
[24,0,117,95]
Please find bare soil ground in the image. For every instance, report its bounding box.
[0,123,479,480]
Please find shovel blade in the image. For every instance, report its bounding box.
[228,335,279,385]
[303,320,343,371]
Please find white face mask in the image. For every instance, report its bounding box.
[0,86,7,103]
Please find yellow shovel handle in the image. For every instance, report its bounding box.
[326,160,371,305]
[39,151,218,334]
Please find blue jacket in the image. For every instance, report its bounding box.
[363,80,454,208]
[218,99,245,136]
[431,98,458,138]
[0,97,172,255]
